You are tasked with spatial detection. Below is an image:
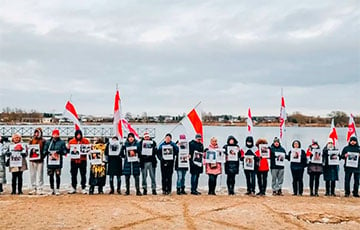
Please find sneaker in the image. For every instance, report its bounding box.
[82,189,88,194]
[272,191,277,196]
[68,188,76,194]
[55,190,60,196]
[353,194,360,198]
[28,190,37,195]
[37,189,44,195]
[117,189,121,195]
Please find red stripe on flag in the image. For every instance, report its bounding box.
[65,101,79,119]
[187,109,203,142]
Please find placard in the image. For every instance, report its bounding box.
[162,145,174,161]
[205,150,217,164]
[126,146,139,162]
[9,143,27,154]
[259,144,270,159]
[28,144,41,161]
[48,151,60,166]
[179,141,189,153]
[311,149,322,164]
[328,150,340,166]
[227,146,239,162]
[141,140,153,156]
[69,144,81,159]
[346,152,359,168]
[108,140,121,156]
[193,151,203,167]
[178,151,189,168]
[10,152,23,167]
[290,148,301,163]
[80,144,92,155]
[216,149,225,163]
[90,150,102,165]
[275,152,285,166]
[244,155,255,170]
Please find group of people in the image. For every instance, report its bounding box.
[0,128,359,198]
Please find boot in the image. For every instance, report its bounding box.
[98,186,104,194]
[331,181,336,196]
[277,189,283,196]
[177,188,181,195]
[143,189,147,195]
[0,183,3,193]
[136,189,142,196]
[325,181,330,196]
[181,187,187,195]
[89,186,94,195]
[125,182,130,195]
[152,189,157,195]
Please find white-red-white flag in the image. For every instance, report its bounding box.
[347,114,356,142]
[64,101,81,131]
[180,107,203,143]
[280,94,286,140]
[247,108,253,136]
[113,90,123,138]
[121,118,139,139]
[328,118,338,146]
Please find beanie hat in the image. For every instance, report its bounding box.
[195,133,202,139]
[165,133,172,138]
[128,133,135,138]
[179,134,186,140]
[273,137,280,143]
[52,129,60,136]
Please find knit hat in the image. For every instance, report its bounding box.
[327,138,334,144]
[128,133,135,138]
[195,133,202,139]
[179,134,186,140]
[273,137,280,143]
[165,133,172,138]
[143,132,150,138]
[52,129,60,136]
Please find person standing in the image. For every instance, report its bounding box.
[323,138,339,196]
[306,140,323,196]
[341,136,360,197]
[189,134,204,195]
[139,132,157,195]
[286,140,307,196]
[175,134,189,195]
[241,136,258,196]
[43,129,67,195]
[0,136,9,194]
[89,138,107,195]
[255,138,270,196]
[157,133,178,195]
[205,137,222,195]
[269,137,286,196]
[223,136,240,195]
[105,136,122,194]
[28,128,46,195]
[68,130,90,194]
[121,133,142,196]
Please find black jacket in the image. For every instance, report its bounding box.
[341,137,360,173]
[189,140,204,174]
[270,144,286,170]
[224,136,240,175]
[138,139,157,168]
[105,142,122,176]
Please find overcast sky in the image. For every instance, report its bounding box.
[0,0,359,117]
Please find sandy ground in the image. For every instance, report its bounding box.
[1,187,360,230]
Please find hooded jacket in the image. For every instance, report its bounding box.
[341,136,360,173]
[121,139,141,176]
[43,136,67,169]
[286,140,307,171]
[189,139,204,174]
[29,128,46,162]
[68,130,90,163]
[240,136,259,172]
[223,136,240,175]
[270,142,286,170]
[138,138,157,168]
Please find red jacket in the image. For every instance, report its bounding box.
[255,150,269,172]
[68,137,90,163]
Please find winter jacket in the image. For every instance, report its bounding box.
[223,136,240,175]
[323,146,339,181]
[121,140,141,176]
[68,130,90,164]
[240,136,259,172]
[270,144,286,170]
[105,141,122,176]
[204,144,222,175]
[43,137,67,169]
[286,140,307,171]
[157,141,179,169]
[138,139,157,168]
[255,149,269,172]
[28,127,46,163]
[306,144,323,174]
[341,136,360,173]
[189,140,204,175]
[6,142,28,173]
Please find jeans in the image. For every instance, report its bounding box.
[309,172,321,194]
[291,168,304,195]
[271,169,284,192]
[226,173,236,194]
[191,173,200,192]
[29,161,44,190]
[257,171,268,194]
[161,162,174,193]
[176,169,187,189]
[344,171,359,196]
[245,170,256,193]
[70,161,87,189]
[142,162,156,190]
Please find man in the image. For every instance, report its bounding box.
[189,134,204,195]
[341,136,360,197]
[139,132,157,195]
[68,130,90,194]
[43,129,67,195]
[28,128,46,195]
[269,137,286,196]
[157,133,179,195]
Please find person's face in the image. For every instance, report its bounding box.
[327,142,333,148]
[165,136,171,143]
[293,142,299,148]
[52,134,59,139]
[128,136,135,142]
[76,134,82,140]
[350,140,357,146]
[13,136,21,143]
[34,131,39,138]
[144,136,150,140]
[229,139,234,145]
[211,139,217,146]
[196,138,201,143]
[274,142,280,147]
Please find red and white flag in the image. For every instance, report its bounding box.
[328,118,338,146]
[347,114,356,142]
[113,90,123,138]
[247,108,253,136]
[64,101,81,131]
[121,118,139,139]
[181,106,203,143]
[279,93,286,140]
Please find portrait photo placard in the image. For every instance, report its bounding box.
[227,146,239,162]
[69,144,81,160]
[290,148,302,163]
[48,151,60,166]
[193,151,203,167]
[28,144,41,161]
[205,150,217,164]
[178,151,189,168]
[311,149,322,164]
[328,150,340,165]
[141,140,153,156]
[244,155,255,170]
[90,150,102,165]
[126,146,139,162]
[80,144,92,155]
[259,144,270,159]
[346,152,359,168]
[216,149,225,163]
[108,141,121,156]
[9,151,23,168]
[162,145,174,161]
[275,152,285,167]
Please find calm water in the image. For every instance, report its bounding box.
[5,125,355,192]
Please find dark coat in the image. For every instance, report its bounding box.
[189,140,204,175]
[224,136,240,175]
[105,143,122,176]
[121,140,141,176]
[307,145,323,174]
[43,138,67,169]
[138,139,157,169]
[286,149,307,171]
[323,147,339,181]
[341,137,360,173]
[157,141,179,169]
[270,144,286,170]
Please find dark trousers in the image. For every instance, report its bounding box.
[191,173,200,193]
[226,173,236,194]
[208,174,218,194]
[344,171,360,196]
[161,163,174,193]
[257,171,268,194]
[11,171,23,193]
[70,161,87,189]
[291,168,304,195]
[325,181,336,195]
[309,172,321,194]
[125,175,140,192]
[49,174,61,190]
[245,170,256,193]
[109,175,121,192]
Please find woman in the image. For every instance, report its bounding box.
[223,136,240,195]
[105,136,122,194]
[323,138,339,196]
[241,136,258,196]
[0,136,9,194]
[286,140,307,196]
[121,133,141,196]
[306,140,323,196]
[255,138,270,196]
[205,137,222,195]
[6,133,28,195]
[89,138,107,195]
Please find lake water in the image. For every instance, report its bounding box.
[4,125,356,192]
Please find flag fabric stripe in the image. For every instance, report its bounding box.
[347,114,356,142]
[328,118,338,146]
[247,108,253,136]
[64,101,81,131]
[121,118,139,138]
[113,90,123,138]
[280,95,286,140]
[181,107,203,143]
